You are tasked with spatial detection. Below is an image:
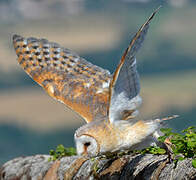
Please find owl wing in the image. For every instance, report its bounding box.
[13,35,111,123]
[108,8,159,123]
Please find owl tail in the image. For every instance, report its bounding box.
[155,115,179,123]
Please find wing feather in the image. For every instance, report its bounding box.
[108,8,160,122]
[13,35,111,123]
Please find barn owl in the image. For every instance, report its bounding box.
[13,8,176,157]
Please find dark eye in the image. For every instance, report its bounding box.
[84,142,91,147]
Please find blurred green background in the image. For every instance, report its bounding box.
[0,0,196,165]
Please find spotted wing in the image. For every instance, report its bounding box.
[108,8,159,122]
[13,35,111,123]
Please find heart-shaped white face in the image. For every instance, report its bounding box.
[75,134,99,157]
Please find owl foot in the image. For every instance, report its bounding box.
[163,138,175,163]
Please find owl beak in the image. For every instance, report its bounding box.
[82,144,89,156]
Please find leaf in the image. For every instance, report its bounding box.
[158,136,167,142]
[187,141,196,148]
[157,148,166,154]
[192,159,196,168]
[56,144,65,153]
[178,157,185,161]
[160,128,172,134]
[49,150,55,156]
[49,145,76,161]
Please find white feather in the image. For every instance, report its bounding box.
[131,58,137,67]
[96,80,110,94]
[102,81,110,89]
[109,93,142,123]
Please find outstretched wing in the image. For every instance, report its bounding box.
[13,35,111,123]
[108,8,160,123]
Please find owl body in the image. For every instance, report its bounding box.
[13,8,176,157]
[75,115,159,156]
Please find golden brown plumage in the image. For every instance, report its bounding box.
[13,8,177,157]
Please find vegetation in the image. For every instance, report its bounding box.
[49,144,76,161]
[135,126,196,168]
[158,126,196,168]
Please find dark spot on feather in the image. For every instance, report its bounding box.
[25,51,30,54]
[32,45,38,49]
[70,59,75,63]
[67,64,72,68]
[45,57,50,61]
[43,51,49,55]
[62,55,68,59]
[24,64,29,70]
[19,58,25,65]
[35,52,40,56]
[73,68,80,73]
[53,57,58,61]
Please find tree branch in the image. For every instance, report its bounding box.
[0,154,195,179]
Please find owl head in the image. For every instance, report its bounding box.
[74,120,101,156]
[74,119,118,156]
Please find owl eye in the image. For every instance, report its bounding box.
[84,142,91,148]
[83,142,91,155]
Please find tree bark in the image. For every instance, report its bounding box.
[0,154,195,180]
